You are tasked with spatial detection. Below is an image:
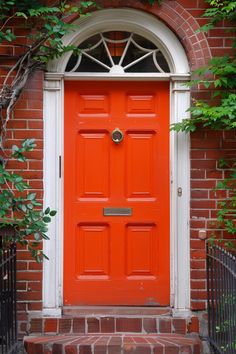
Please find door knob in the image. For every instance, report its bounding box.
[111,128,124,144]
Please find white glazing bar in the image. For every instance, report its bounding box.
[123,50,154,70]
[70,55,82,72]
[101,34,115,66]
[118,33,133,66]
[131,38,154,53]
[82,51,110,70]
[153,51,165,73]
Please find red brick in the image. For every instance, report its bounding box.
[87,318,100,333]
[191,270,206,279]
[73,318,85,333]
[29,262,42,270]
[116,318,142,332]
[59,318,72,333]
[159,318,171,333]
[191,139,220,149]
[17,262,28,270]
[143,318,157,333]
[124,346,151,354]
[28,282,42,292]
[13,130,43,139]
[28,120,43,129]
[172,319,186,335]
[79,346,92,354]
[65,345,77,354]
[28,302,42,311]
[44,318,58,333]
[101,317,115,333]
[191,250,206,259]
[191,260,206,270]
[28,161,43,170]
[18,291,42,301]
[17,271,42,281]
[191,170,205,179]
[191,160,217,170]
[190,220,206,229]
[191,190,208,198]
[30,318,43,333]
[191,301,206,310]
[191,280,206,290]
[13,109,43,119]
[191,180,216,189]
[206,170,223,179]
[28,100,43,109]
[191,290,207,300]
[191,200,216,209]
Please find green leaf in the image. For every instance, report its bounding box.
[43,216,51,223]
[49,210,57,216]
[44,207,50,215]
[34,232,41,241]
[27,193,36,201]
[15,11,28,19]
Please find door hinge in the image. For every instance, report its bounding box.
[59,155,61,178]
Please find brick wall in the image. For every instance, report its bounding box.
[0,0,235,336]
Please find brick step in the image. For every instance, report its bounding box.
[28,315,199,336]
[24,333,202,354]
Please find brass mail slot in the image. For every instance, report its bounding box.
[103,207,132,216]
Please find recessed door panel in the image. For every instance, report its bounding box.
[126,224,158,277]
[76,131,110,199]
[64,81,170,305]
[126,132,155,199]
[76,224,110,278]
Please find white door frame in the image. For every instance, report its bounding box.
[42,9,191,317]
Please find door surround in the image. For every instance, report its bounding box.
[43,8,191,317]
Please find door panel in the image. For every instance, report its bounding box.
[64,81,170,305]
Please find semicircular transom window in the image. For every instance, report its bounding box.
[66,31,170,74]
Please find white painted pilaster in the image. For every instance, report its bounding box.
[171,80,191,316]
[43,74,64,314]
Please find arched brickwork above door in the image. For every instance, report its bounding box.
[102,0,211,69]
[65,0,211,70]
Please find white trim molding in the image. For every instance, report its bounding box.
[43,8,191,316]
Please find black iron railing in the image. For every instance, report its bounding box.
[0,228,17,354]
[207,242,236,354]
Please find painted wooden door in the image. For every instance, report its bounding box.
[64,81,170,305]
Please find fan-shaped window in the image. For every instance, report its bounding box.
[66,31,170,74]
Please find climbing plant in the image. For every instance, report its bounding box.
[171,0,236,248]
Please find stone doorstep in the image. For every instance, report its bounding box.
[24,333,202,354]
[63,307,171,317]
[28,315,199,336]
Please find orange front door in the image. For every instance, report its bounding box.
[64,81,170,306]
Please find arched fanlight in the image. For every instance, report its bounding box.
[66,31,170,74]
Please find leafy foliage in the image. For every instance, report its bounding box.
[200,0,236,33]
[171,0,236,249]
[171,55,236,132]
[0,139,56,262]
[213,159,236,249]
